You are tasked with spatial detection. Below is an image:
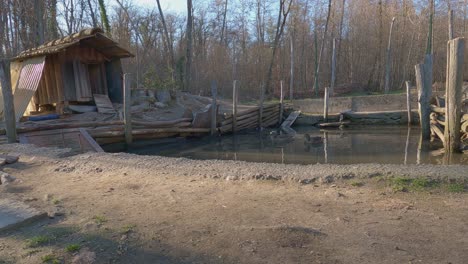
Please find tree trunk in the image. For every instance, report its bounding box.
[384,17,396,94]
[312,0,332,97]
[98,0,111,35]
[184,0,193,91]
[156,0,175,78]
[87,0,98,27]
[220,0,228,44]
[264,0,292,95]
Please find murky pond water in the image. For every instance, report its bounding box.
[125,126,468,165]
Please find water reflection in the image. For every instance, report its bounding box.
[128,126,468,165]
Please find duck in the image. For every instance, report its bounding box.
[304,133,323,145]
[269,130,294,144]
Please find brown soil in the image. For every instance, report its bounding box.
[0,144,467,264]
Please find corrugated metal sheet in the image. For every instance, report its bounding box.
[13,56,46,121]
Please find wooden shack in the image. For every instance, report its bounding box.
[4,28,133,121]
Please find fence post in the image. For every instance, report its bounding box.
[279,80,284,124]
[210,80,217,135]
[414,55,432,140]
[405,81,412,125]
[445,38,465,153]
[330,38,337,96]
[323,87,329,122]
[258,83,265,129]
[232,80,238,133]
[123,73,132,146]
[0,59,16,143]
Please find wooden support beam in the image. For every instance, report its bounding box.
[279,80,284,124]
[444,37,465,153]
[0,59,17,143]
[210,80,217,136]
[123,73,132,145]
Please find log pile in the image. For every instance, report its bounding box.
[429,104,468,151]
[218,103,280,134]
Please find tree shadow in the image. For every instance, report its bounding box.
[0,217,223,264]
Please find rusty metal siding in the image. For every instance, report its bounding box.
[13,56,46,121]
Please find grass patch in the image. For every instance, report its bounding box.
[41,254,59,264]
[350,181,365,187]
[93,215,108,225]
[65,244,81,253]
[52,198,61,205]
[25,236,52,248]
[447,183,465,193]
[121,224,136,234]
[390,177,439,192]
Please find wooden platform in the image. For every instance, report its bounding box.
[19,128,104,154]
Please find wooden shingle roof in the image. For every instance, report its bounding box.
[14,28,134,61]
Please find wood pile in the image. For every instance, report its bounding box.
[218,103,280,134]
[429,104,468,151]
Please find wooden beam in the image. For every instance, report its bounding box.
[123,73,132,145]
[444,38,465,153]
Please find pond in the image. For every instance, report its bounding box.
[123,126,468,165]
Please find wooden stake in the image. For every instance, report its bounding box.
[123,73,132,145]
[449,10,454,40]
[258,83,265,129]
[414,55,432,140]
[330,38,337,96]
[279,80,284,124]
[445,38,465,153]
[0,59,17,143]
[232,80,238,133]
[323,87,329,122]
[210,80,217,136]
[405,81,412,125]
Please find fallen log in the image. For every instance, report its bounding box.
[88,127,210,138]
[430,104,445,114]
[319,121,351,128]
[430,124,445,145]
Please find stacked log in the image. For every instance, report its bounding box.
[218,103,280,134]
[429,104,468,151]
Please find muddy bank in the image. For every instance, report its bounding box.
[1,144,467,184]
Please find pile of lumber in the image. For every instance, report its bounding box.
[218,103,280,134]
[429,104,468,150]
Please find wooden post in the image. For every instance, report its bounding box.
[258,83,265,129]
[123,73,132,145]
[330,38,337,96]
[210,80,217,135]
[414,55,432,140]
[232,80,238,133]
[384,17,396,94]
[0,59,17,143]
[279,80,284,124]
[445,38,465,153]
[323,87,329,122]
[405,81,412,125]
[449,10,454,40]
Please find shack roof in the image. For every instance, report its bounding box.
[13,28,134,61]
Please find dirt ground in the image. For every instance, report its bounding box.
[0,144,467,264]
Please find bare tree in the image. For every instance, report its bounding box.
[265,0,292,95]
